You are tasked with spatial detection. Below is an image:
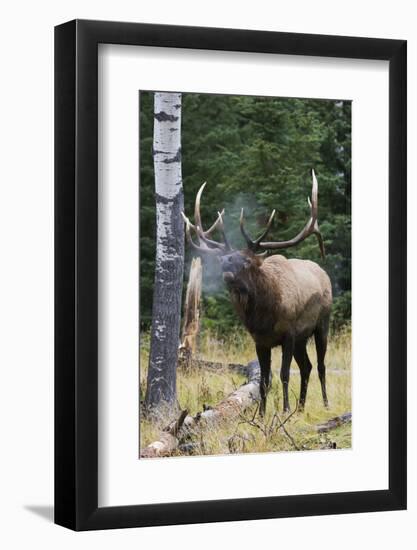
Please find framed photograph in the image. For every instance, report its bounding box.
[55,19,406,530]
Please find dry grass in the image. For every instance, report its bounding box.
[139,327,351,456]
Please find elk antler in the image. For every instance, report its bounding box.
[240,170,325,258]
[240,209,276,252]
[181,182,233,255]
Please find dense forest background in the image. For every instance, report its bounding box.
[140,92,351,334]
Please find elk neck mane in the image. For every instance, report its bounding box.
[229,251,285,327]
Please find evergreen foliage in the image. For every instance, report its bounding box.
[140,92,351,333]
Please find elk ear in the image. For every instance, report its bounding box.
[253,252,266,267]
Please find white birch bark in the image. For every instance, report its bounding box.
[145,92,184,412]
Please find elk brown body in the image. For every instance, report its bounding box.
[183,171,333,415]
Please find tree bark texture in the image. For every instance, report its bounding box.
[145,92,184,412]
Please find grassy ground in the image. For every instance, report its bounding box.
[139,328,351,457]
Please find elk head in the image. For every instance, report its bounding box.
[181,170,325,284]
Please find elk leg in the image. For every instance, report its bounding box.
[255,345,271,417]
[280,336,295,413]
[294,341,312,411]
[314,321,329,408]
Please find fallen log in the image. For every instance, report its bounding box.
[178,354,248,375]
[316,412,352,433]
[140,360,261,458]
[189,360,260,425]
[140,409,189,458]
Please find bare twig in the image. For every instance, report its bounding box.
[236,391,300,450]
[273,411,300,451]
[272,392,300,450]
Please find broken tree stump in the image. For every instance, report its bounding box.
[180,257,202,356]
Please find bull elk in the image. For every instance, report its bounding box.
[182,171,332,416]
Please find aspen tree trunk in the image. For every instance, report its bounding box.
[145,92,184,413]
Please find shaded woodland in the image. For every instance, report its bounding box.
[140,92,351,335]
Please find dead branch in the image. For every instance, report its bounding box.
[140,409,188,458]
[236,392,300,450]
[178,355,248,375]
[273,412,300,451]
[316,412,352,433]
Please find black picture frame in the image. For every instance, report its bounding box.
[55,19,407,531]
